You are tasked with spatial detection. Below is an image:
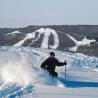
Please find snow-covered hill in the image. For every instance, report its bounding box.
[0,46,98,98]
[0,25,98,56]
[13,28,59,49]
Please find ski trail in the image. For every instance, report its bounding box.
[13,32,35,46]
[49,30,59,49]
[29,32,42,46]
[66,33,96,52]
[66,34,78,44]
[13,28,59,49]
[5,31,21,36]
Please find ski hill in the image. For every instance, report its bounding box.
[0,46,98,98]
[0,25,98,56]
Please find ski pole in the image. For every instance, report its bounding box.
[65,64,66,77]
[64,60,67,77]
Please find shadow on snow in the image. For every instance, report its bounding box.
[58,78,98,88]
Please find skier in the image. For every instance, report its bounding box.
[41,52,67,77]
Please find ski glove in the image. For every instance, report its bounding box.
[64,61,67,65]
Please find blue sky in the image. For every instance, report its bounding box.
[0,0,98,27]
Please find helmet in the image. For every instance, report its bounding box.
[50,52,55,56]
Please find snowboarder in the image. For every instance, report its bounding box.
[41,52,67,77]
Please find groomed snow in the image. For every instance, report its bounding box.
[14,28,59,49]
[6,31,21,36]
[66,34,96,52]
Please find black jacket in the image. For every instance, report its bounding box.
[41,57,65,71]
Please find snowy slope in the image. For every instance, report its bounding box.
[0,46,98,98]
[14,28,59,49]
[13,28,96,51]
[0,26,97,56]
[6,31,21,35]
[66,34,96,52]
[0,25,98,56]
